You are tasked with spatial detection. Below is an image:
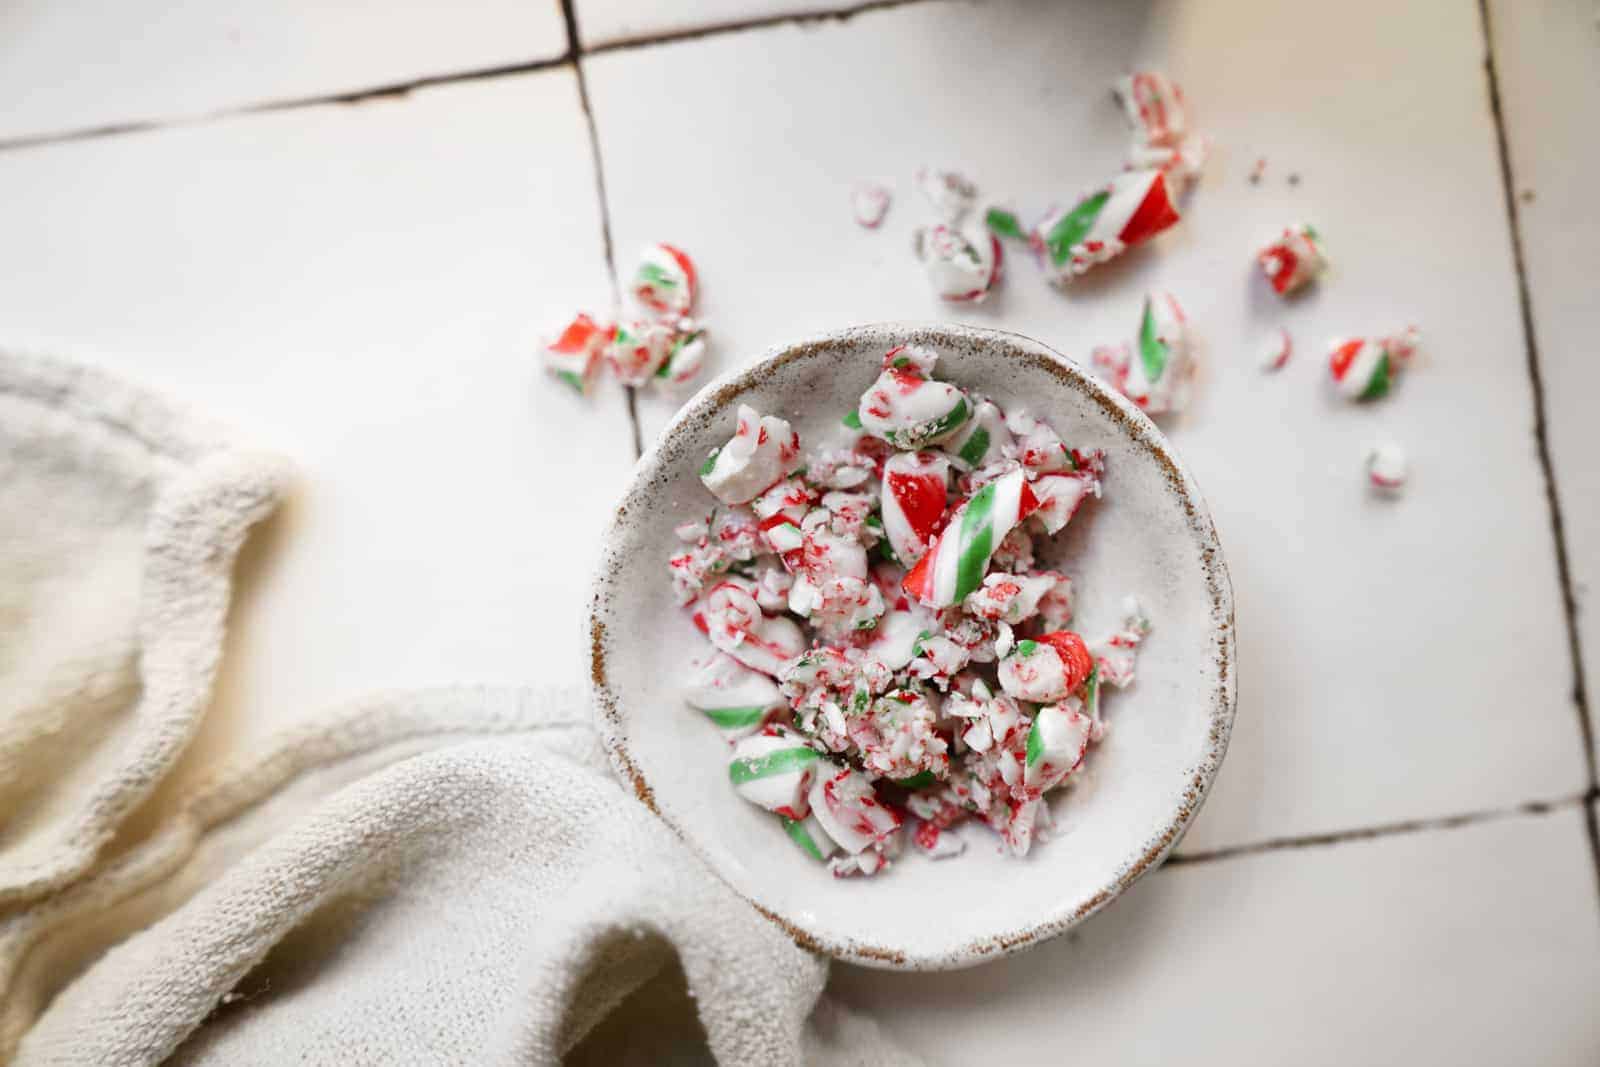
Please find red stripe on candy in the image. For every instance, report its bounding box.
[1117,172,1180,247]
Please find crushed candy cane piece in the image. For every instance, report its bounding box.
[998,630,1092,704]
[685,652,786,740]
[1328,326,1419,402]
[1262,328,1293,371]
[1257,223,1327,296]
[916,167,978,223]
[1115,71,1190,148]
[903,468,1040,608]
[603,319,674,386]
[729,725,820,819]
[1032,170,1180,283]
[1366,441,1407,491]
[541,312,608,394]
[701,404,803,505]
[914,220,1002,303]
[856,358,972,450]
[781,814,838,861]
[1093,292,1194,415]
[880,451,950,568]
[809,765,902,855]
[852,181,892,228]
[631,242,698,318]
[1093,597,1152,689]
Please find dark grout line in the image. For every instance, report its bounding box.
[1165,793,1592,869]
[559,0,638,458]
[1476,0,1600,900]
[0,56,572,153]
[581,0,940,60]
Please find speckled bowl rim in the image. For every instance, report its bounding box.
[588,322,1236,970]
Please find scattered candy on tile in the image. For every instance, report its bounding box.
[1328,326,1420,401]
[914,219,1003,302]
[1258,223,1327,296]
[1261,328,1293,371]
[852,181,892,228]
[1366,442,1408,491]
[1031,169,1181,283]
[673,346,1148,876]
[1092,292,1194,415]
[539,243,712,394]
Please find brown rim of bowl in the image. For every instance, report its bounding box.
[588,322,1236,970]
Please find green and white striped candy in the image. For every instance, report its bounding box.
[941,397,1013,471]
[902,468,1041,607]
[685,652,785,740]
[728,727,822,820]
[780,813,839,862]
[1023,703,1093,793]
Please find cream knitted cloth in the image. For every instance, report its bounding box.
[0,351,918,1066]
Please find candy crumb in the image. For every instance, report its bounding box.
[1366,442,1407,491]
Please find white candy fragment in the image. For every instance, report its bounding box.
[700,404,803,505]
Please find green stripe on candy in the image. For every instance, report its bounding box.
[703,706,768,729]
[729,746,819,785]
[1015,639,1038,658]
[1025,714,1044,766]
[782,816,824,861]
[1044,190,1110,266]
[556,370,584,392]
[953,480,996,602]
[637,262,678,291]
[1084,664,1100,720]
[985,207,1027,240]
[894,770,937,790]
[957,426,990,467]
[1358,353,1393,400]
[887,395,969,448]
[1138,298,1170,383]
[842,409,863,429]
[699,448,720,476]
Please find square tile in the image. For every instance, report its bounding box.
[1489,0,1600,767]
[833,810,1600,1065]
[0,71,630,763]
[574,0,857,48]
[0,0,568,143]
[585,0,1588,850]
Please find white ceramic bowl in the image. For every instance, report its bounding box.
[589,323,1235,970]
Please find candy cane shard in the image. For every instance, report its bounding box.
[630,243,698,318]
[902,468,1040,608]
[880,451,950,568]
[1023,703,1093,793]
[541,312,608,394]
[1366,442,1407,491]
[856,362,972,450]
[914,219,1002,303]
[781,813,839,860]
[728,726,821,819]
[941,397,1012,471]
[700,404,803,504]
[1032,170,1180,283]
[654,319,708,386]
[1328,326,1419,401]
[998,630,1092,704]
[852,181,892,228]
[1257,223,1327,296]
[603,319,675,386]
[684,652,786,740]
[808,765,901,855]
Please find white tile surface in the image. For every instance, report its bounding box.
[0,71,630,773]
[1490,0,1600,766]
[573,0,857,48]
[833,809,1600,1066]
[585,0,1588,851]
[0,0,569,143]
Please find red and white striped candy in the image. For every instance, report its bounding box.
[700,577,806,678]
[728,726,821,819]
[808,765,901,855]
[914,220,1002,303]
[1093,597,1152,689]
[851,181,892,228]
[603,319,674,386]
[998,630,1093,704]
[654,319,708,387]
[1032,170,1180,284]
[1257,223,1326,296]
[1328,326,1418,402]
[541,312,608,394]
[857,364,972,450]
[880,451,950,568]
[684,652,785,740]
[630,243,698,318]
[700,404,802,505]
[1030,459,1102,535]
[1115,71,1190,148]
[1261,328,1293,372]
[902,468,1040,608]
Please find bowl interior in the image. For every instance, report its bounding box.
[590,323,1234,970]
